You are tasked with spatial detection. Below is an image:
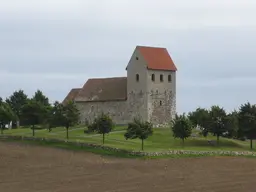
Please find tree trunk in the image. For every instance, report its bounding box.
[250,139,253,150]
[217,135,219,145]
[103,133,105,144]
[32,125,35,136]
[66,127,69,140]
[1,125,3,135]
[141,139,144,151]
[182,138,184,147]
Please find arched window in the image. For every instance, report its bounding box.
[160,100,162,106]
[151,74,155,81]
[168,74,172,82]
[160,74,163,82]
[136,74,139,82]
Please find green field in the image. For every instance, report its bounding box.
[2,125,256,152]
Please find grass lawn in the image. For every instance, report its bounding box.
[2,125,256,152]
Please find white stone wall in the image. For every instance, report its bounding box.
[76,100,128,125]
[76,92,149,125]
[146,70,176,125]
[126,48,149,122]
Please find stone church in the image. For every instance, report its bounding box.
[63,45,177,126]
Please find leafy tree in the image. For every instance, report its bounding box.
[50,101,79,139]
[48,101,62,128]
[0,102,16,134]
[6,90,28,127]
[21,99,46,136]
[32,90,50,107]
[89,113,114,144]
[41,105,53,131]
[188,108,210,137]
[223,110,239,138]
[171,114,192,145]
[62,101,80,139]
[124,118,153,151]
[32,90,52,128]
[238,102,256,150]
[208,105,227,144]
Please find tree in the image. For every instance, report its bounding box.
[124,118,153,151]
[41,104,53,131]
[171,114,192,145]
[6,90,28,127]
[32,90,50,107]
[48,101,62,129]
[208,105,227,144]
[89,113,114,144]
[223,111,239,138]
[238,102,256,150]
[32,90,52,128]
[0,102,16,134]
[62,101,80,140]
[21,99,46,136]
[188,108,211,137]
[50,101,79,139]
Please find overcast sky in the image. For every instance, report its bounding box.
[1,0,256,113]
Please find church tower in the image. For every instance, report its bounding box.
[126,46,177,125]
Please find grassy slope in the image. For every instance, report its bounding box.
[2,126,255,152]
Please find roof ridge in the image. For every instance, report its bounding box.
[88,76,127,80]
[137,45,166,49]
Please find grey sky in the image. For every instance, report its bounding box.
[1,0,256,113]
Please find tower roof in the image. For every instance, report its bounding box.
[137,46,177,71]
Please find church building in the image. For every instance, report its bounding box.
[62,45,177,126]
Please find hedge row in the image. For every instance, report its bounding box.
[1,135,256,157]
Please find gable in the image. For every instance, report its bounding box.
[75,77,127,102]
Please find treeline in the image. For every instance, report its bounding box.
[0,89,80,138]
[172,104,256,150]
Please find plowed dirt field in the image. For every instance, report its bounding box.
[0,142,255,192]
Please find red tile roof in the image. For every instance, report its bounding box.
[137,46,177,71]
[62,88,81,105]
[75,77,127,102]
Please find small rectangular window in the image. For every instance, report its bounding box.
[136,74,139,82]
[168,75,172,82]
[151,74,155,81]
[160,74,163,82]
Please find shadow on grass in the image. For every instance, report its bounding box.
[187,138,242,147]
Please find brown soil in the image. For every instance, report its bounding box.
[0,142,256,192]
